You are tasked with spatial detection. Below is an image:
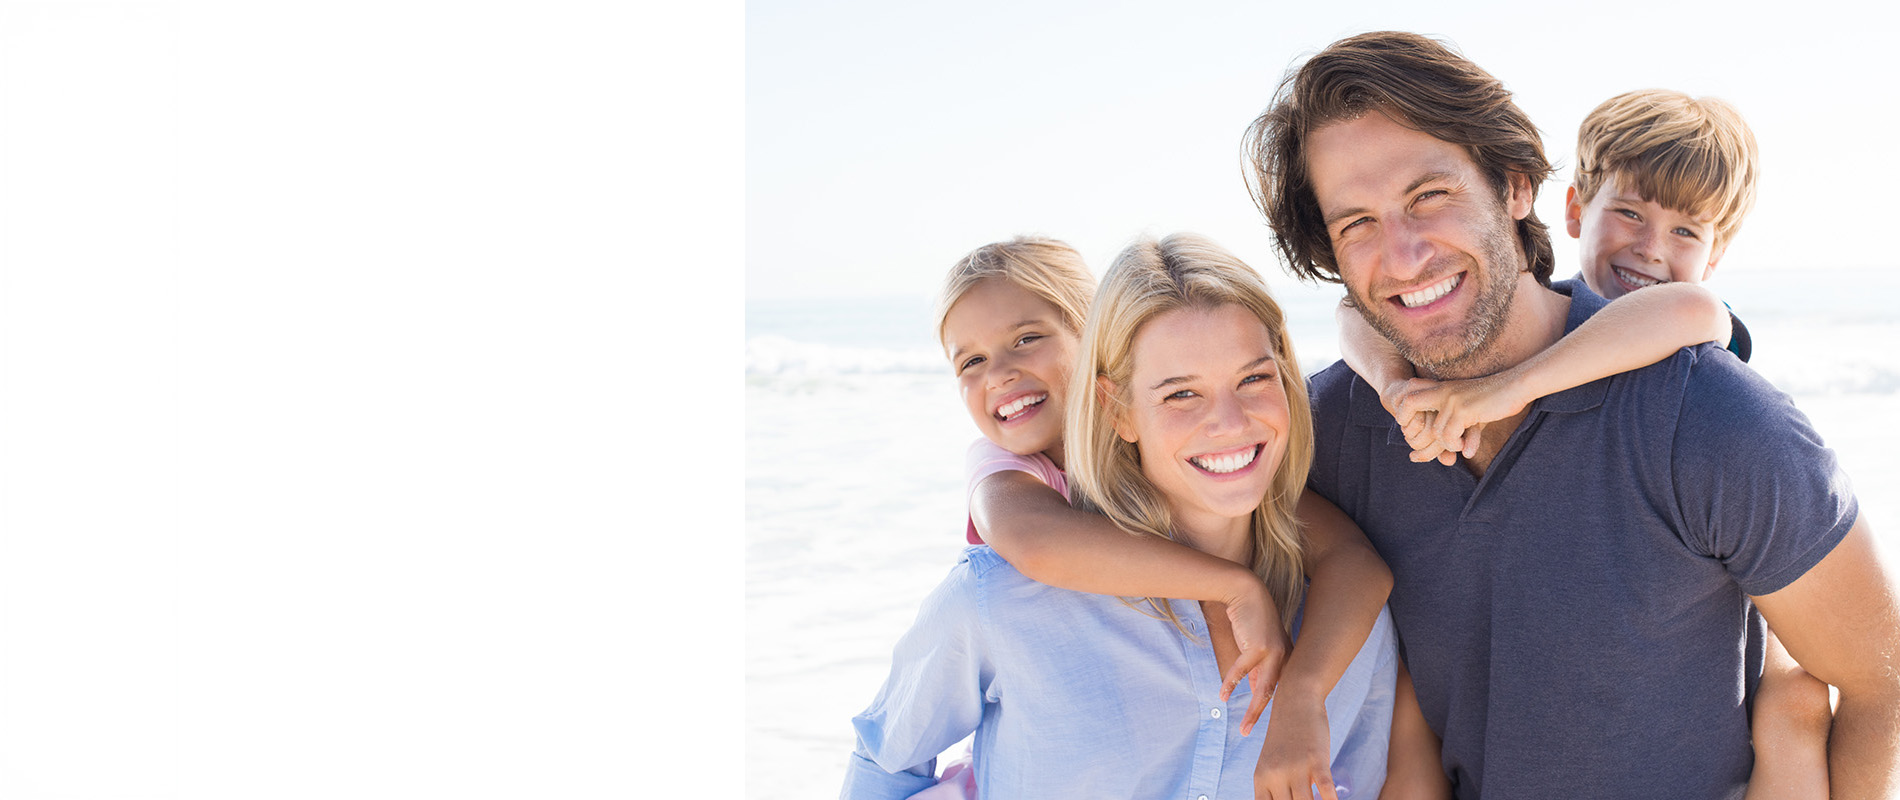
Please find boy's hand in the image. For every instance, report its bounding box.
[1253,692,1338,800]
[1218,579,1290,736]
[1393,374,1528,465]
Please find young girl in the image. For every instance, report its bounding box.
[900,235,1415,797]
[844,233,1445,799]
[1338,280,1834,799]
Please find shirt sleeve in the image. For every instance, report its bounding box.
[841,557,991,800]
[962,439,1065,544]
[1669,346,1858,596]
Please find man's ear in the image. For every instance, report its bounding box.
[1505,171,1535,222]
[1564,185,1583,239]
[1098,376,1137,443]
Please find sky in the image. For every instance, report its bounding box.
[748,0,1900,302]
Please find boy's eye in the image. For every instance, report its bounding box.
[1672,227,1700,239]
[1616,208,1640,221]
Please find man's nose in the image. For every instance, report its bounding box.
[1380,216,1433,280]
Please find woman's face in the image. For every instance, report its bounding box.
[1115,303,1290,536]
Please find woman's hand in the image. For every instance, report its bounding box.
[1252,692,1338,800]
[1218,579,1290,735]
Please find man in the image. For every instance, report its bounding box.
[1243,31,1900,798]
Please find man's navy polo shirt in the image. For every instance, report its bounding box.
[1305,279,1858,799]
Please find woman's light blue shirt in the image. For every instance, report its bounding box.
[843,546,1398,800]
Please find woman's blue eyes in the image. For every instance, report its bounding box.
[1164,374,1275,401]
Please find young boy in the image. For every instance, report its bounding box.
[1338,88,1833,800]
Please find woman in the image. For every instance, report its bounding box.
[844,233,1445,799]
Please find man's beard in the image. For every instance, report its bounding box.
[1349,215,1524,380]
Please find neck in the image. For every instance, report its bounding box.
[1169,511,1253,567]
[1421,273,1571,381]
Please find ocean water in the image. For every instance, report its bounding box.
[744,268,1900,799]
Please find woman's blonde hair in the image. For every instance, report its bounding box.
[1065,233,1314,633]
[934,236,1096,347]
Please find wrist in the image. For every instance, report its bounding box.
[1218,567,1270,607]
[1269,666,1333,706]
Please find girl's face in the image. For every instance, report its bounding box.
[941,278,1080,468]
[1114,303,1289,537]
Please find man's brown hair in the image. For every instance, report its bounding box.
[1243,31,1555,285]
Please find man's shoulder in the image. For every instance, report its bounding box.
[1305,358,1361,404]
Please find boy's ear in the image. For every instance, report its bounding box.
[1097,376,1137,443]
[1563,185,1583,239]
[1703,239,1729,281]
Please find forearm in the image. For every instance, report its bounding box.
[991,503,1262,602]
[1508,282,1730,398]
[1337,299,1413,391]
[975,472,1262,603]
[1826,688,1900,799]
[1279,492,1393,701]
[1277,543,1390,701]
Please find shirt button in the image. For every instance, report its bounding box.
[1198,795,1209,800]
[1210,708,1221,719]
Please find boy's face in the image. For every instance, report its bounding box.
[1566,173,1726,300]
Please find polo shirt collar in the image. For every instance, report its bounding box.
[1346,277,1612,433]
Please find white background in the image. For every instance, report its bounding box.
[1,2,735,797]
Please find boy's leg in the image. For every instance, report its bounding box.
[1743,628,1834,800]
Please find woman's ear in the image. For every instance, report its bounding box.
[1098,376,1137,443]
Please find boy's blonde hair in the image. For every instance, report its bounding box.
[935,236,1096,347]
[1573,89,1760,249]
[1065,233,1313,634]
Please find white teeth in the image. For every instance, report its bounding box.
[1191,446,1259,474]
[1614,266,1664,288]
[1399,275,1460,308]
[995,393,1046,421]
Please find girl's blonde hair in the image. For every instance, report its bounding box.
[1065,233,1314,633]
[935,236,1096,347]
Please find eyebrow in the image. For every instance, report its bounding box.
[946,319,1048,361]
[1321,171,1457,228]
[1146,354,1277,391]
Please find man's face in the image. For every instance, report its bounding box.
[1566,174,1725,301]
[1304,110,1534,379]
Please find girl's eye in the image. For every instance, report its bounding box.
[958,355,984,372]
[1016,334,1043,347]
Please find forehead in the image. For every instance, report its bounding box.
[1129,304,1274,379]
[1594,172,1719,223]
[1305,111,1484,214]
[941,278,1064,353]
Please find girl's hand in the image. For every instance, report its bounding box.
[1252,692,1338,800]
[1218,580,1290,735]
